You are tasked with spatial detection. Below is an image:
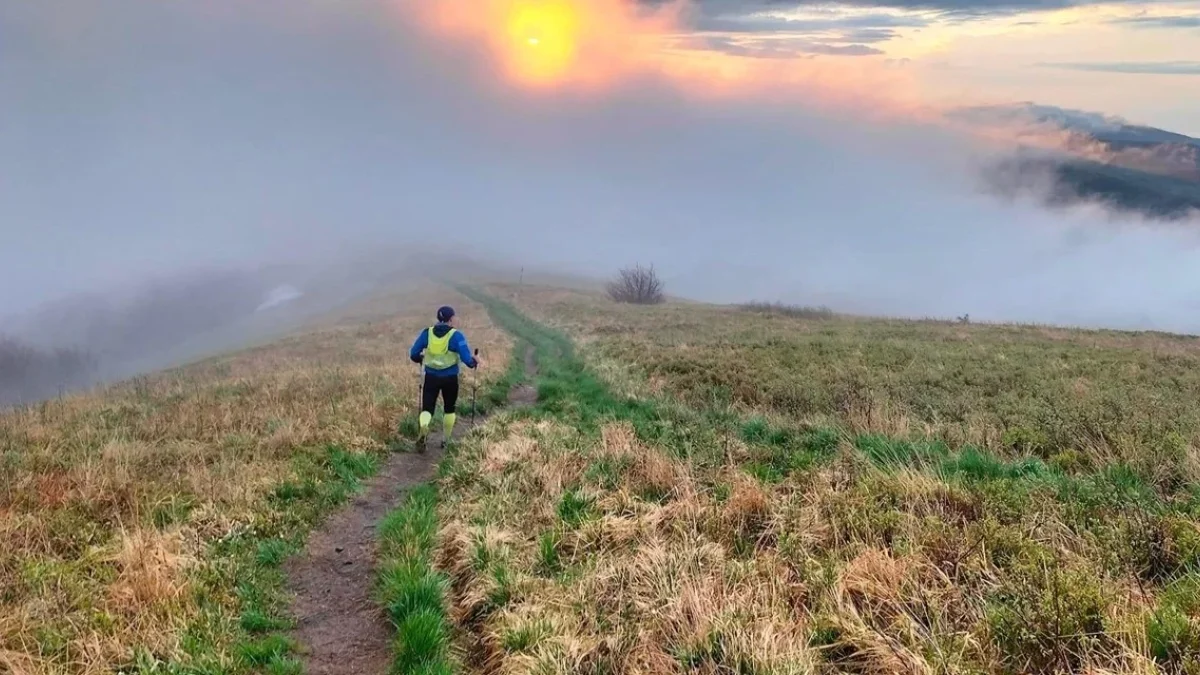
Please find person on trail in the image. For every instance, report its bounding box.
[409,305,480,448]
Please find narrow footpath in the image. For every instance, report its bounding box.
[283,346,538,675]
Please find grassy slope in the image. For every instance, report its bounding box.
[423,285,1200,674]
[0,283,513,675]
[507,284,1200,482]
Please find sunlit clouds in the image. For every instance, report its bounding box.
[404,0,1199,134]
[403,0,935,123]
[411,0,680,90]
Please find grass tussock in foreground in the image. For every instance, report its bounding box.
[378,485,453,675]
[0,285,511,675]
[430,290,1200,674]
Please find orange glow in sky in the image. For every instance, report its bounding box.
[408,0,927,120]
[416,0,678,90]
[402,0,1200,136]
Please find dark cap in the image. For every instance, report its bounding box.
[437,305,455,322]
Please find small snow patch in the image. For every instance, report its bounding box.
[257,285,303,312]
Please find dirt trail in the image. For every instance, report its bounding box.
[284,347,537,675]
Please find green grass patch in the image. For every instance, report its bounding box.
[150,494,198,529]
[501,619,553,654]
[377,484,453,675]
[239,608,290,634]
[556,490,595,528]
[235,634,295,667]
[536,530,563,577]
[254,539,292,568]
[145,443,391,673]
[264,656,304,675]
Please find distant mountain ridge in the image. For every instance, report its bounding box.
[954,103,1200,219]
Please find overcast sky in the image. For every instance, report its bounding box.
[3,0,1200,332]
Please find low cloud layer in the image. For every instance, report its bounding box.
[700,35,885,57]
[1037,60,1200,75]
[649,0,1084,15]
[1112,14,1200,27]
[690,11,932,33]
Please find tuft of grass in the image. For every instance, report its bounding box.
[556,490,594,528]
[585,456,630,490]
[398,415,421,439]
[380,560,447,628]
[379,484,440,558]
[501,619,553,654]
[264,655,304,675]
[239,608,290,634]
[392,609,451,674]
[255,539,292,568]
[324,446,378,484]
[235,634,294,667]
[1146,604,1198,666]
[377,484,453,675]
[486,563,516,613]
[149,494,198,529]
[536,530,563,576]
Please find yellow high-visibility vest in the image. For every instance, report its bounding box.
[423,327,460,371]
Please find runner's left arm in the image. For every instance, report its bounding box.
[452,332,478,369]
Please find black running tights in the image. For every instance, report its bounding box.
[422,373,460,414]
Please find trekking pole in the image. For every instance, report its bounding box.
[471,349,479,424]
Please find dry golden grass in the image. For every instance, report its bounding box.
[0,281,511,674]
[440,416,1189,674]
[433,287,1200,675]
[495,283,1200,480]
[438,420,820,675]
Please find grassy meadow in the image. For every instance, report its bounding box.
[6,276,1200,675]
[503,284,1200,484]
[403,284,1200,674]
[0,283,511,675]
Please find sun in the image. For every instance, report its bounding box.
[503,1,582,85]
[415,0,683,92]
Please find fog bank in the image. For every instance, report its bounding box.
[5,0,1200,360]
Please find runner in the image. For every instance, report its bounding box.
[408,305,480,449]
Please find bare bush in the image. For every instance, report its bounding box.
[606,264,665,305]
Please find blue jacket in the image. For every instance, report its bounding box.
[409,323,477,376]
